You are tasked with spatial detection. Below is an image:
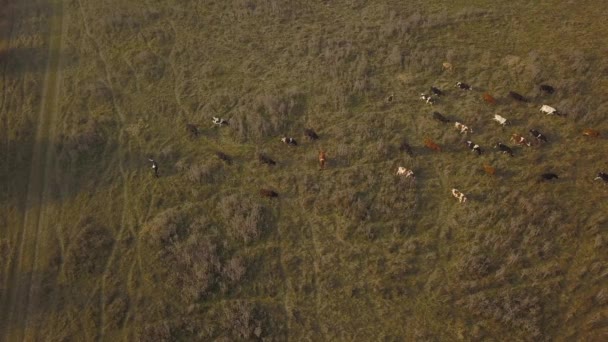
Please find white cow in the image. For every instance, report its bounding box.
[540,105,558,115]
[493,114,509,126]
[420,93,435,105]
[454,122,473,134]
[396,167,414,178]
[451,188,467,203]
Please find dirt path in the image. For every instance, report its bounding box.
[3,0,65,340]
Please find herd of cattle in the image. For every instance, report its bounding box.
[147,66,608,203]
[401,76,607,203]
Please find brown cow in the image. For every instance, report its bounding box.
[483,92,496,105]
[510,133,531,147]
[582,128,600,137]
[483,164,496,176]
[318,150,327,170]
[424,138,441,152]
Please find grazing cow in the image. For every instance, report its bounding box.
[216,151,232,164]
[594,172,608,183]
[539,105,559,115]
[400,139,414,157]
[186,123,199,138]
[465,140,483,155]
[483,92,496,105]
[260,189,279,198]
[509,91,528,102]
[454,122,473,134]
[540,173,559,181]
[420,93,435,105]
[396,167,415,178]
[318,150,327,170]
[304,128,319,140]
[529,129,548,143]
[432,111,450,123]
[212,116,229,126]
[483,164,496,176]
[493,114,510,126]
[442,62,454,73]
[494,142,514,157]
[148,158,159,177]
[455,82,472,90]
[582,128,600,137]
[386,93,394,103]
[540,84,555,94]
[451,188,467,203]
[280,136,298,146]
[431,86,443,96]
[258,154,276,166]
[424,138,441,152]
[510,133,531,147]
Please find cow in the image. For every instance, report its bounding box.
[539,173,559,181]
[451,188,467,203]
[465,141,483,155]
[396,167,415,178]
[509,91,528,102]
[594,172,608,183]
[510,133,531,147]
[386,93,394,103]
[540,84,555,94]
[431,86,443,96]
[432,111,450,123]
[454,122,473,134]
[442,62,454,73]
[280,136,298,146]
[260,189,279,198]
[420,93,435,105]
[318,150,327,170]
[305,128,319,140]
[148,158,159,177]
[258,154,276,166]
[456,82,472,90]
[212,116,229,126]
[424,138,441,152]
[400,139,414,157]
[582,128,600,137]
[216,151,232,164]
[494,142,514,157]
[483,92,496,105]
[493,114,510,126]
[529,129,548,143]
[186,123,199,138]
[483,164,496,176]
[540,105,559,115]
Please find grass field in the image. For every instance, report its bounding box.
[1,0,608,340]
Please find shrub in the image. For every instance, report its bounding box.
[218,195,266,244]
[64,218,114,280]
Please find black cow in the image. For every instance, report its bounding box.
[529,129,548,143]
[509,91,528,102]
[465,141,483,155]
[430,86,443,96]
[540,84,555,94]
[258,154,276,166]
[432,111,450,123]
[540,173,559,181]
[400,139,414,157]
[594,172,608,183]
[216,151,232,164]
[186,123,199,138]
[456,82,472,90]
[260,189,279,198]
[494,142,514,157]
[304,128,319,140]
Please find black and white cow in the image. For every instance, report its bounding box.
[430,86,443,96]
[280,136,298,146]
[594,172,608,183]
[212,116,229,126]
[432,111,450,123]
[420,93,435,105]
[455,82,472,90]
[529,129,548,143]
[465,141,483,155]
[494,142,514,157]
[148,158,159,177]
[454,122,473,134]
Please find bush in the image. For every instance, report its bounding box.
[64,218,114,280]
[218,195,266,244]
